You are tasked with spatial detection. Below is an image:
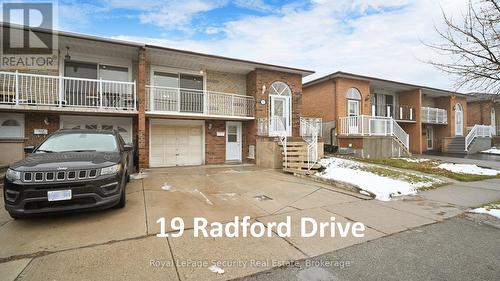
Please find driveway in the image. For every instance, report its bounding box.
[0,165,498,280]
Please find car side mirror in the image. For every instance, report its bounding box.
[24,146,35,153]
[123,144,133,152]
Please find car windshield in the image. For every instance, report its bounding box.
[36,133,118,153]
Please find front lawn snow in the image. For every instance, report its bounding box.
[469,205,500,219]
[316,157,440,201]
[481,147,500,155]
[437,163,499,176]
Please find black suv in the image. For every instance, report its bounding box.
[3,129,132,219]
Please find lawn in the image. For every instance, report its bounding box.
[350,157,500,182]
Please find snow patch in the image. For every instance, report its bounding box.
[208,265,224,274]
[437,163,499,175]
[316,158,434,201]
[481,147,500,155]
[161,184,172,191]
[130,171,148,180]
[470,206,500,219]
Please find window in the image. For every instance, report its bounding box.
[0,113,24,138]
[36,133,118,153]
[64,61,98,79]
[346,88,361,100]
[99,65,129,82]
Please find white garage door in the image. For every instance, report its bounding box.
[60,116,133,144]
[150,124,203,167]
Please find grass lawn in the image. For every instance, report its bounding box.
[348,157,500,182]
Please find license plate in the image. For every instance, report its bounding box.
[47,190,72,202]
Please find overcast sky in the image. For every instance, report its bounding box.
[3,0,470,90]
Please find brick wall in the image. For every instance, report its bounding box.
[205,120,226,164]
[137,48,147,168]
[398,89,422,154]
[245,69,303,165]
[302,80,336,120]
[206,70,247,95]
[24,112,61,147]
[467,100,494,126]
[334,77,371,124]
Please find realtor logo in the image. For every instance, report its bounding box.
[1,2,58,70]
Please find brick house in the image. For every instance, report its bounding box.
[0,25,315,169]
[302,72,494,157]
[467,93,499,145]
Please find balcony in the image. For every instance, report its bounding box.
[371,104,416,122]
[145,86,255,119]
[0,71,136,112]
[421,107,447,124]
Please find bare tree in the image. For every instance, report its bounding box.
[426,0,499,93]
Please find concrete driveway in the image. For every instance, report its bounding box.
[0,165,498,281]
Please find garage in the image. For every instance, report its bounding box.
[149,120,204,167]
[60,115,133,144]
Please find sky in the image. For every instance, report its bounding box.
[2,0,470,90]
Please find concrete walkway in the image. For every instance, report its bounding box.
[0,166,499,281]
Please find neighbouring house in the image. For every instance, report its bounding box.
[0,24,322,172]
[302,72,494,158]
[467,93,499,146]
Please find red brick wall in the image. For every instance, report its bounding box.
[205,120,226,164]
[467,100,493,126]
[338,137,363,149]
[24,112,61,147]
[334,77,371,126]
[302,80,336,121]
[398,89,422,154]
[137,48,147,168]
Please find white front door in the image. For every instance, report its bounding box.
[347,100,360,134]
[269,95,291,136]
[492,108,496,135]
[455,105,463,136]
[426,126,433,150]
[226,122,242,161]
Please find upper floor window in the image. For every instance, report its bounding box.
[0,113,24,138]
[64,61,129,81]
[270,81,291,96]
[346,88,361,100]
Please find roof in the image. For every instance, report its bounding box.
[1,22,314,76]
[303,71,469,97]
[466,92,500,102]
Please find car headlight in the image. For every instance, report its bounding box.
[6,168,21,181]
[100,164,122,176]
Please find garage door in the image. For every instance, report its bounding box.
[150,124,203,167]
[60,116,133,144]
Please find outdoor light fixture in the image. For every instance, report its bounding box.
[64,46,71,61]
[261,85,266,95]
[43,116,50,125]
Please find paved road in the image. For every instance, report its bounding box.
[422,153,500,170]
[239,215,500,281]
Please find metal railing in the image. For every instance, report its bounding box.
[339,115,409,150]
[465,124,492,151]
[300,117,322,171]
[371,104,415,121]
[0,71,136,110]
[145,86,254,118]
[422,107,447,124]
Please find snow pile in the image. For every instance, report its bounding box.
[397,158,431,163]
[316,158,434,201]
[481,147,500,155]
[469,205,500,219]
[437,163,499,175]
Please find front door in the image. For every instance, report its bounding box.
[226,122,242,161]
[426,126,433,150]
[270,95,290,136]
[347,100,360,134]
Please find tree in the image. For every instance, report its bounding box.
[427,0,499,93]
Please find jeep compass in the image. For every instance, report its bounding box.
[3,129,132,219]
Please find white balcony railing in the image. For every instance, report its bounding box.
[372,104,415,121]
[339,115,409,150]
[421,107,447,124]
[0,71,136,110]
[145,86,254,118]
[465,124,492,151]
